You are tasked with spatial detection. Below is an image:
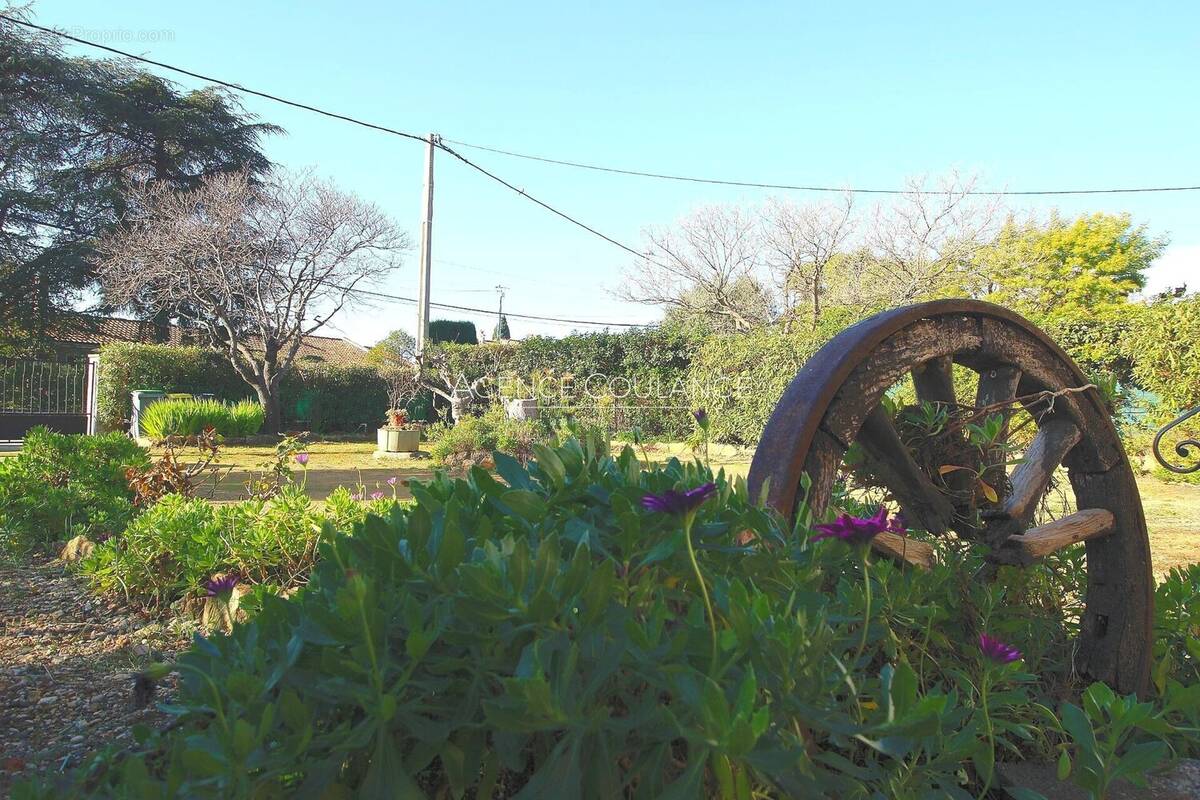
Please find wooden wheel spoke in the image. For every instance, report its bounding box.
[912,356,956,407]
[854,405,956,535]
[983,416,1081,548]
[871,531,935,570]
[974,365,1023,504]
[991,509,1116,566]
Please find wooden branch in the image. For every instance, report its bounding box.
[990,509,1116,566]
[856,405,957,535]
[871,531,935,570]
[911,356,956,407]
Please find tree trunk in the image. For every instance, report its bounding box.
[255,383,283,434]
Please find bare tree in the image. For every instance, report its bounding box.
[616,205,772,332]
[382,361,423,414]
[761,194,855,328]
[860,173,1001,305]
[95,169,407,432]
[419,347,504,423]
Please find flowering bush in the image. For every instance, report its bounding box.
[25,440,1200,797]
[0,428,148,554]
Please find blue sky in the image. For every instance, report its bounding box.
[33,0,1200,345]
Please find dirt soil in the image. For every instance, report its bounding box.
[0,558,184,795]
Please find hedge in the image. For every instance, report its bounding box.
[429,319,478,344]
[433,327,699,438]
[97,343,388,434]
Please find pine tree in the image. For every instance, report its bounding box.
[494,314,511,340]
[1,13,279,348]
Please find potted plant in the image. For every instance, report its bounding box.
[377,408,421,453]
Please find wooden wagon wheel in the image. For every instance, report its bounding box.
[747,299,1153,694]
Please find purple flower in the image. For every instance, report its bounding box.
[979,634,1022,664]
[811,507,894,546]
[294,452,309,465]
[641,483,717,515]
[888,512,908,535]
[693,408,709,428]
[351,491,364,501]
[370,491,384,500]
[386,476,398,487]
[204,574,239,597]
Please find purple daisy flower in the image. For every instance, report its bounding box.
[386,476,398,487]
[204,574,239,597]
[642,482,717,515]
[811,506,894,546]
[888,512,908,534]
[693,408,709,428]
[294,452,309,465]
[978,633,1022,664]
[351,491,364,501]
[370,491,384,500]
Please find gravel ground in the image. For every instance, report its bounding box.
[0,557,185,795]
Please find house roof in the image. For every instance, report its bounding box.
[52,316,369,365]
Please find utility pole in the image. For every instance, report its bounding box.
[495,284,508,339]
[415,132,438,357]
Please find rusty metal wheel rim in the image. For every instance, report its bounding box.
[748,299,1153,694]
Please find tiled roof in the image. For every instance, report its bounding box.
[52,316,368,365]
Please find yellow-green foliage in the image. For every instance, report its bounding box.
[140,397,265,439]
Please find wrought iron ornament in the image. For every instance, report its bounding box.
[1152,405,1200,474]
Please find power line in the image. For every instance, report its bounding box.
[441,138,1200,197]
[8,12,1197,208]
[0,15,427,145]
[347,285,654,328]
[432,141,655,261]
[2,14,664,269]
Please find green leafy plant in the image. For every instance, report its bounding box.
[77,486,399,611]
[427,404,537,467]
[0,428,148,554]
[1051,683,1174,799]
[28,437,1199,798]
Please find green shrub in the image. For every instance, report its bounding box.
[139,397,265,439]
[32,440,1200,797]
[77,486,399,610]
[427,405,536,466]
[98,342,388,433]
[429,319,479,344]
[686,324,833,444]
[0,428,148,554]
[229,400,267,436]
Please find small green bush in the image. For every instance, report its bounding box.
[31,440,1200,797]
[77,486,399,610]
[427,405,536,465]
[139,397,265,440]
[0,428,148,554]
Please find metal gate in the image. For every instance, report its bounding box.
[0,356,97,441]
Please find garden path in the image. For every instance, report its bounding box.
[0,558,183,794]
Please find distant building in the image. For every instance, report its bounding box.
[48,316,368,365]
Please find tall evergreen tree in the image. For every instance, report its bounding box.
[494,314,511,340]
[0,11,280,349]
